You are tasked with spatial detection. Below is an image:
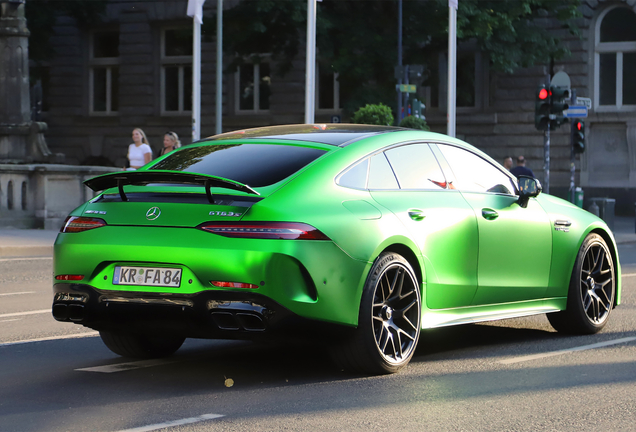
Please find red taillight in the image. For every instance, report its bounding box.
[198,222,330,240]
[55,275,84,281]
[211,281,259,289]
[60,216,106,233]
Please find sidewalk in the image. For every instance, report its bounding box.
[0,216,635,258]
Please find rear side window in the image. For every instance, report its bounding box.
[384,144,447,190]
[150,144,327,187]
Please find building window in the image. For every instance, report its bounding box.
[595,6,636,110]
[89,30,120,115]
[317,64,339,111]
[161,28,192,115]
[424,47,485,112]
[235,61,270,113]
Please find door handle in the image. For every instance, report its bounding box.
[482,208,499,220]
[408,210,426,221]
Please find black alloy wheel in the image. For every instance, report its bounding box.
[331,252,421,374]
[548,233,615,334]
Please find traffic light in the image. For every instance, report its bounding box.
[535,84,550,131]
[549,85,570,128]
[572,119,585,153]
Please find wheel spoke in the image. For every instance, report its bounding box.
[397,327,416,342]
[583,291,592,312]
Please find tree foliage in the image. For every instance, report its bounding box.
[220,0,581,115]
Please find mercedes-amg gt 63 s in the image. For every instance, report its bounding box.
[52,125,620,374]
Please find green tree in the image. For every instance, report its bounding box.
[219,0,581,115]
[352,103,394,126]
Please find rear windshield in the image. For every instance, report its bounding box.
[149,143,327,187]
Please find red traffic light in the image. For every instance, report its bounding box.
[538,88,549,100]
[576,121,582,131]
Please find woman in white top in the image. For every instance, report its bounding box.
[127,128,152,169]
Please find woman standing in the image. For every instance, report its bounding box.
[160,131,181,156]
[127,128,152,170]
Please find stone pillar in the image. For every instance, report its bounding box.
[0,0,56,162]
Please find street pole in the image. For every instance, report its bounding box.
[447,0,457,137]
[215,0,223,135]
[543,74,551,195]
[397,0,403,124]
[192,16,201,141]
[569,88,576,202]
[304,0,316,124]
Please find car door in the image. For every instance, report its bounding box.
[433,143,553,305]
[368,143,479,310]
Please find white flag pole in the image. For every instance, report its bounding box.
[447,0,457,137]
[192,18,201,141]
[215,0,223,134]
[304,0,317,124]
[187,0,206,141]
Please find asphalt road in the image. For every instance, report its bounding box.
[1,248,635,432]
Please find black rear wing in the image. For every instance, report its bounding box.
[84,170,259,203]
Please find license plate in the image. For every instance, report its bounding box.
[113,266,182,287]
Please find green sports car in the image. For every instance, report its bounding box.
[52,124,620,374]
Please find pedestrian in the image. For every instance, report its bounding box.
[509,155,535,179]
[127,128,152,170]
[503,156,513,171]
[160,131,181,156]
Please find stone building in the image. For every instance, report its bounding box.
[17,0,636,214]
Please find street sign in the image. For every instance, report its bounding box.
[551,71,571,88]
[576,97,592,110]
[399,84,416,93]
[563,105,588,118]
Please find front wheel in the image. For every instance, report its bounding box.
[331,252,421,374]
[547,233,616,334]
[99,331,185,359]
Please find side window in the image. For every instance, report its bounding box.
[437,144,515,195]
[384,144,446,190]
[368,153,399,189]
[338,158,368,189]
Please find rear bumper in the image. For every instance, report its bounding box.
[54,226,370,326]
[52,283,325,339]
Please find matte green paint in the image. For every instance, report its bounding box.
[54,129,621,334]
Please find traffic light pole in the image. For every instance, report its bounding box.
[543,74,551,195]
[569,89,577,203]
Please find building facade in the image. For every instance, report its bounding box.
[20,0,636,214]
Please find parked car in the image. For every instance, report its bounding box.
[52,124,620,374]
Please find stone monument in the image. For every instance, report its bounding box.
[0,0,117,229]
[0,0,56,163]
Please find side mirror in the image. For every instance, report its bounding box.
[517,176,542,208]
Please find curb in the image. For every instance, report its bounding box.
[0,246,53,258]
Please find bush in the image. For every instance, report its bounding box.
[351,103,394,126]
[399,115,430,131]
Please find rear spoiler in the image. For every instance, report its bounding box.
[84,170,259,203]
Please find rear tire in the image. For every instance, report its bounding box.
[331,252,421,374]
[547,233,615,334]
[99,330,185,359]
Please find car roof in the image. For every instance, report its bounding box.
[205,124,405,147]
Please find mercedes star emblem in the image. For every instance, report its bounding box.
[146,206,161,220]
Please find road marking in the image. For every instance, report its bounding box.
[0,319,21,323]
[498,336,636,365]
[0,291,36,297]
[0,309,49,319]
[76,359,175,373]
[621,273,636,277]
[0,331,99,347]
[115,414,225,432]
[0,257,52,262]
